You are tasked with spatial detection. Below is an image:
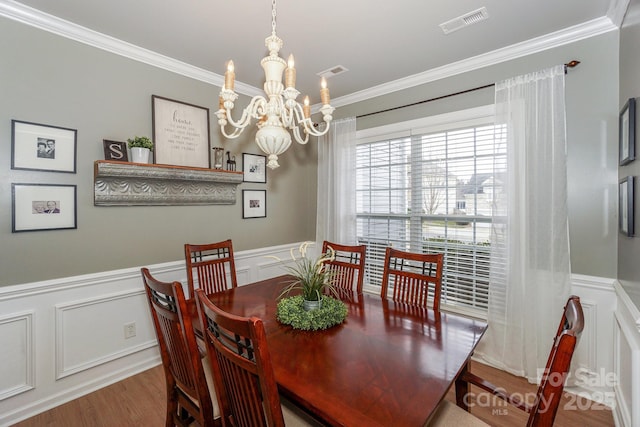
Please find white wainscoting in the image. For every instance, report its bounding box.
[0,242,303,427]
[0,311,35,401]
[612,281,640,427]
[0,254,630,427]
[568,275,617,401]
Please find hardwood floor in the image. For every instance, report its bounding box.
[443,361,614,427]
[13,361,614,426]
[13,367,166,427]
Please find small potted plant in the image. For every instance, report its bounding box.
[272,242,348,330]
[277,242,339,310]
[127,136,154,164]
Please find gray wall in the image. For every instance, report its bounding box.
[619,0,640,304]
[0,15,622,286]
[336,32,620,279]
[0,17,317,286]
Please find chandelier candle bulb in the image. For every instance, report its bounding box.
[303,96,311,118]
[285,54,296,88]
[320,77,330,105]
[224,60,235,91]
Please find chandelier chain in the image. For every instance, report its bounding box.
[271,0,277,36]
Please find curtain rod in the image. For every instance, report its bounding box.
[356,60,580,120]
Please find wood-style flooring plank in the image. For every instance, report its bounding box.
[13,360,614,426]
[443,361,614,427]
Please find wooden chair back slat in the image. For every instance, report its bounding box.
[454,295,585,427]
[185,240,238,299]
[322,240,366,294]
[528,295,584,427]
[381,247,443,311]
[141,268,217,427]
[196,289,286,427]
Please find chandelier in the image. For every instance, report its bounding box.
[216,0,334,169]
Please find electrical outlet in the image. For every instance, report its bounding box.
[124,322,136,339]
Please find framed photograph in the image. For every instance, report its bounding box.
[619,176,634,237]
[103,140,128,162]
[11,120,77,173]
[152,95,210,168]
[243,153,267,183]
[12,183,77,232]
[619,98,636,165]
[242,190,267,219]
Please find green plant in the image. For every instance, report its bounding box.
[273,242,339,301]
[276,295,348,330]
[127,136,154,151]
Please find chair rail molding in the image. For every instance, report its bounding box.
[93,160,243,206]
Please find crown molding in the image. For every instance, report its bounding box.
[330,16,617,109]
[0,0,262,98]
[607,0,631,27]
[0,0,617,108]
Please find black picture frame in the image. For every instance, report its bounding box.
[619,176,634,237]
[103,140,128,162]
[619,98,636,165]
[242,190,267,219]
[242,153,267,183]
[12,183,77,232]
[11,120,77,173]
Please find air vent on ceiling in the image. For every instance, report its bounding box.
[317,65,349,79]
[439,7,489,35]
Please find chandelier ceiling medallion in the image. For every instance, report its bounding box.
[216,0,334,169]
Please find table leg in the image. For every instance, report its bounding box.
[455,361,470,411]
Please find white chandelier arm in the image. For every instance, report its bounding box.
[220,94,268,138]
[218,121,245,139]
[292,125,310,144]
[281,102,298,129]
[301,120,330,137]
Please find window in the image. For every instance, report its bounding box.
[356,106,506,313]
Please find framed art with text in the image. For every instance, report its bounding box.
[242,190,266,219]
[619,176,634,237]
[11,120,77,173]
[242,153,267,183]
[12,183,77,232]
[619,98,636,165]
[152,95,210,168]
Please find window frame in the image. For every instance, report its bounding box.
[356,105,497,319]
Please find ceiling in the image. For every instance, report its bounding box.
[1,0,623,107]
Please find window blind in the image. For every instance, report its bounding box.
[356,120,506,312]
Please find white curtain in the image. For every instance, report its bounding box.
[476,65,572,382]
[316,117,357,245]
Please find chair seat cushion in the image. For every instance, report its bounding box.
[427,400,490,426]
[200,354,221,418]
[281,396,325,426]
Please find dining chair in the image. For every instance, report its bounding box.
[141,268,220,427]
[321,240,366,294]
[429,295,585,427]
[380,247,444,311]
[195,289,322,427]
[185,239,238,299]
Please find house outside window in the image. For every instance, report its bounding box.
[355,106,506,315]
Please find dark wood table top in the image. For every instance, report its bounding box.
[197,275,487,427]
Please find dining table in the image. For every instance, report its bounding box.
[191,275,487,427]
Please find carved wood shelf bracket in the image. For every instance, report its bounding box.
[94,161,243,206]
